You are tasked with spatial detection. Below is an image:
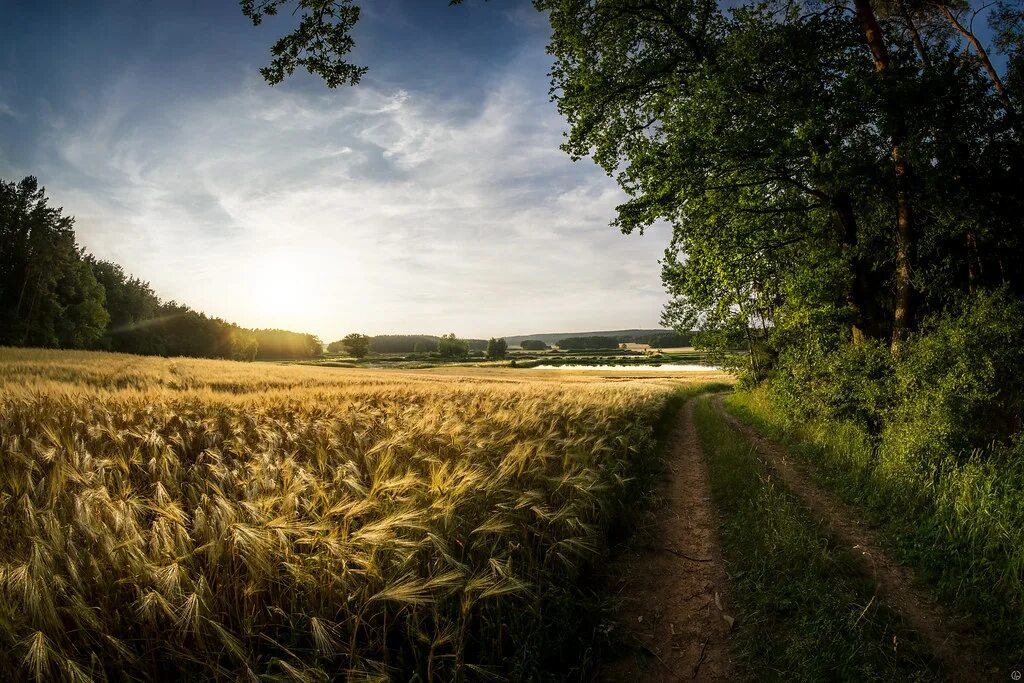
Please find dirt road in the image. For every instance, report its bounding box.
[601,400,734,681]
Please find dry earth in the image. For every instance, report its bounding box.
[601,401,734,681]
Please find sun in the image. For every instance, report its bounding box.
[240,254,323,326]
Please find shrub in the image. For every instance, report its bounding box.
[772,338,894,434]
[884,289,1024,470]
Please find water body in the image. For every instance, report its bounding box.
[533,364,721,372]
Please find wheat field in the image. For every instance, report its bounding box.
[0,348,721,681]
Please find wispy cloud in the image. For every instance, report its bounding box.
[32,63,670,339]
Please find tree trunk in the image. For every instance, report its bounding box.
[897,0,931,68]
[966,231,980,293]
[853,0,915,351]
[935,2,1018,123]
[832,191,867,345]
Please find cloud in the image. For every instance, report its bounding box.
[31,60,671,339]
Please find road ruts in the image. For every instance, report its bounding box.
[601,400,734,682]
[711,395,998,682]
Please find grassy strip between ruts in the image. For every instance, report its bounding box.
[722,388,1024,669]
[692,397,936,680]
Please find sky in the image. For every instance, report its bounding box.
[0,0,673,341]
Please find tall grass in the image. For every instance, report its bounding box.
[725,387,1024,664]
[692,398,935,679]
[0,348,701,680]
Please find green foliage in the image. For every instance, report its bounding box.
[537,0,1023,370]
[90,259,164,354]
[341,332,370,358]
[771,338,896,433]
[0,177,109,349]
[884,290,1024,469]
[240,0,366,87]
[437,333,470,359]
[250,328,321,359]
[645,332,691,348]
[370,334,440,354]
[486,337,507,360]
[770,290,1024,450]
[725,387,1024,663]
[519,339,549,351]
[555,336,619,350]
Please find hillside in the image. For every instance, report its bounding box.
[505,329,674,347]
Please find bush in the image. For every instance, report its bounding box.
[883,289,1024,470]
[771,338,894,434]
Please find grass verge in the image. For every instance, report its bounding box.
[723,387,1024,666]
[693,397,935,680]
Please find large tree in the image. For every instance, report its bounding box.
[341,332,371,358]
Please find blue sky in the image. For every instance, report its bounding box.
[0,0,672,340]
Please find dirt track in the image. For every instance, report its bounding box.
[710,396,995,682]
[600,401,734,681]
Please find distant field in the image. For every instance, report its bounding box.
[0,347,726,680]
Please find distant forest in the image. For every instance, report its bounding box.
[357,335,489,354]
[505,329,686,346]
[324,332,694,355]
[0,177,322,360]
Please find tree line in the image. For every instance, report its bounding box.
[0,177,322,359]
[327,333,509,360]
[554,336,621,350]
[327,334,490,355]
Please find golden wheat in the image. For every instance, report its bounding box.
[0,347,715,681]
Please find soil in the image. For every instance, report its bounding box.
[600,400,734,681]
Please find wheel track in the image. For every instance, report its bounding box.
[710,395,996,681]
[601,400,734,681]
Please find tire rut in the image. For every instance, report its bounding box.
[710,395,997,681]
[600,400,734,681]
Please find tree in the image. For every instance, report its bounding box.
[240,0,366,87]
[90,258,164,354]
[229,328,260,361]
[538,0,1022,370]
[520,339,549,350]
[369,334,441,353]
[486,337,508,359]
[647,333,692,349]
[437,333,469,359]
[556,336,619,351]
[341,332,370,358]
[0,177,108,348]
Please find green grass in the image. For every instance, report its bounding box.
[692,397,935,680]
[723,388,1024,667]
